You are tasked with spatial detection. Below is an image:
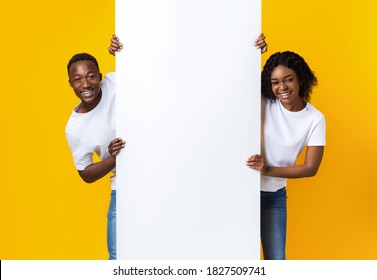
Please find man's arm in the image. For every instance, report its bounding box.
[78,156,116,183]
[108,34,123,56]
[78,137,125,183]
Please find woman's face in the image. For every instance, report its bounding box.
[270,65,304,111]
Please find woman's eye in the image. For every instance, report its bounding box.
[285,78,292,83]
[271,81,279,86]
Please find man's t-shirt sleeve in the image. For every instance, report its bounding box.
[66,132,93,171]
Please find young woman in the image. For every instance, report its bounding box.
[247,51,326,259]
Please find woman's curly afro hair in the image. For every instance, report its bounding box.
[261,51,318,103]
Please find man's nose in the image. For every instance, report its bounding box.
[82,78,90,87]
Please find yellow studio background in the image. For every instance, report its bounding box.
[0,0,115,259]
[263,1,377,259]
[0,0,376,260]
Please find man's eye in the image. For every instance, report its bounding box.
[75,78,82,83]
[88,75,95,80]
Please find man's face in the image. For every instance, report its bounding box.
[68,60,102,112]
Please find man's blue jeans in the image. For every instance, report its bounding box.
[107,190,116,260]
[261,187,287,260]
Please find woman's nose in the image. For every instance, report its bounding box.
[279,82,287,90]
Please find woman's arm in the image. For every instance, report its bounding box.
[246,146,324,178]
[254,33,268,53]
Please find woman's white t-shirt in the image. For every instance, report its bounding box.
[261,99,326,192]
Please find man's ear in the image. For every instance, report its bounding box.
[99,73,103,81]
[68,79,73,87]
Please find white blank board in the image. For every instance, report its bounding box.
[116,0,261,259]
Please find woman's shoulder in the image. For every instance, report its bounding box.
[306,103,325,118]
[262,97,276,106]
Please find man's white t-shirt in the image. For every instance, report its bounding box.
[261,99,326,192]
[65,72,117,189]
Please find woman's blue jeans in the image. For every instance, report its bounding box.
[107,190,116,260]
[261,187,287,260]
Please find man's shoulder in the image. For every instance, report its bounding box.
[101,72,116,98]
[102,72,116,84]
[65,111,87,136]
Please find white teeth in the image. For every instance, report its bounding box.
[81,89,93,97]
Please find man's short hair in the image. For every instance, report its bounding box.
[67,53,100,75]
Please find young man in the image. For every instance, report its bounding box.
[65,35,124,259]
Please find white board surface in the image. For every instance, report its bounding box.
[116,0,261,259]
